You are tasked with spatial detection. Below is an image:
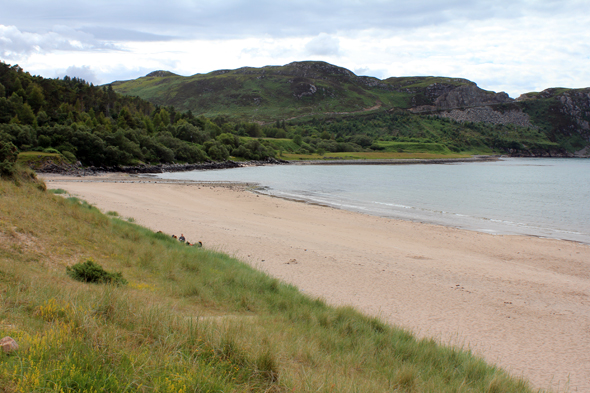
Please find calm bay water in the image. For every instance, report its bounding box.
[155,158,590,244]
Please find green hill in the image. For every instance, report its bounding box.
[111,62,480,122]
[111,61,590,156]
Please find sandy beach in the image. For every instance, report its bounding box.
[44,173,590,392]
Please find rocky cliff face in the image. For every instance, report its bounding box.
[558,91,590,136]
[409,84,513,112]
[434,85,512,109]
[437,106,534,128]
[517,88,590,139]
[405,83,590,156]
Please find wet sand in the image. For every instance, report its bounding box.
[44,173,590,392]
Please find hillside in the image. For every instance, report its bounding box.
[111,61,590,156]
[110,61,505,121]
[1,60,588,168]
[0,172,536,392]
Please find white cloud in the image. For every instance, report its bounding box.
[61,65,100,84]
[354,67,388,79]
[0,24,117,60]
[305,34,340,57]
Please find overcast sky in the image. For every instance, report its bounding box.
[1,0,589,98]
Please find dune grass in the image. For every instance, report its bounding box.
[0,177,538,392]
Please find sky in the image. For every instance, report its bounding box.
[1,0,589,98]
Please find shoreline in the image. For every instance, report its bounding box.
[36,155,499,176]
[46,172,590,246]
[43,174,590,392]
[289,155,501,165]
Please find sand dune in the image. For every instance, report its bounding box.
[44,174,590,392]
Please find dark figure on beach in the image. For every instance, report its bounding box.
[179,234,186,243]
[197,241,203,247]
[172,235,177,239]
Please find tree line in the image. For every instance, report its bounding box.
[0,62,281,166]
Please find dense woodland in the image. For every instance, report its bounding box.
[0,61,560,168]
[0,62,282,167]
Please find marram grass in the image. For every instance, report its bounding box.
[0,178,539,392]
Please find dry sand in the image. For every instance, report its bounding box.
[44,173,590,392]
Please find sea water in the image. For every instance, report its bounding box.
[155,158,590,244]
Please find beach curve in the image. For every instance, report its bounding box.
[43,173,590,392]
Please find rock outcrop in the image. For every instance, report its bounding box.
[517,88,590,143]
[437,106,534,128]
[409,84,513,112]
[434,85,513,109]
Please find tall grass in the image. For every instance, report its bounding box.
[0,178,538,392]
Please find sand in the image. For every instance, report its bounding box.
[44,173,590,392]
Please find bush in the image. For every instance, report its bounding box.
[0,140,18,177]
[66,259,127,285]
[61,150,77,163]
[43,147,62,154]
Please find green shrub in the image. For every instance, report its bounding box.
[61,150,77,163]
[0,140,18,177]
[43,147,61,154]
[66,259,127,285]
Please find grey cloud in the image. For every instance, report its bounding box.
[305,34,340,56]
[80,27,176,42]
[1,0,584,41]
[62,65,99,84]
[0,25,118,59]
[354,67,388,79]
[43,65,158,86]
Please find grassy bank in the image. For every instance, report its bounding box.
[0,177,537,392]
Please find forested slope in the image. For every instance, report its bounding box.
[1,61,588,169]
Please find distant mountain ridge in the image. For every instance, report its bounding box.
[110,61,590,154]
[111,61,504,119]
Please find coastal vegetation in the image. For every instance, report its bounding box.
[2,61,587,171]
[0,169,537,392]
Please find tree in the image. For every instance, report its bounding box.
[152,113,164,129]
[19,103,36,125]
[117,107,134,129]
[36,111,49,126]
[245,123,262,137]
[217,132,238,148]
[12,77,23,94]
[159,108,170,126]
[26,83,45,113]
[0,140,18,177]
